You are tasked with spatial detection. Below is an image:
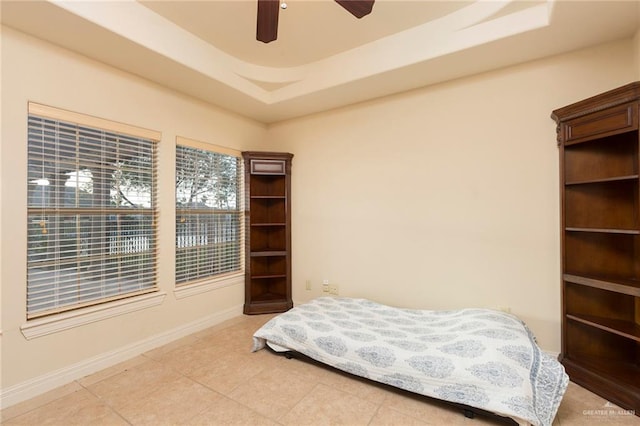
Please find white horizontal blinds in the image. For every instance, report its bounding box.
[175,138,243,285]
[27,104,159,319]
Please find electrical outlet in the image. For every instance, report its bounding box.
[305,280,311,291]
[329,284,339,295]
[322,279,330,293]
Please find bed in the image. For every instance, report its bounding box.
[252,296,568,426]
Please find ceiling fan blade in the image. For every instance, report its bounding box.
[257,0,279,43]
[335,0,374,19]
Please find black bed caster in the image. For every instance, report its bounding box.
[463,409,475,419]
[284,352,294,359]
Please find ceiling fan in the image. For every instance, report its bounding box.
[257,0,375,43]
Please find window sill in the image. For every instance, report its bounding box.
[174,272,243,299]
[21,292,167,340]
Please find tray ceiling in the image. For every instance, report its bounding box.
[2,1,638,123]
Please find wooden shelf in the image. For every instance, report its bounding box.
[553,82,640,416]
[566,314,640,342]
[243,151,293,315]
[565,227,640,234]
[252,292,286,302]
[565,175,639,185]
[250,250,287,257]
[250,198,286,224]
[578,355,640,385]
[564,274,640,297]
[562,124,638,180]
[251,274,287,280]
[562,356,640,396]
[564,232,638,280]
[564,178,638,230]
[249,173,286,197]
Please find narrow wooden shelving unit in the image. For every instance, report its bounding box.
[552,82,640,415]
[242,151,293,315]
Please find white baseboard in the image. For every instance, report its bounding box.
[0,304,243,410]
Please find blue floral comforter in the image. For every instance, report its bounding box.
[252,297,568,426]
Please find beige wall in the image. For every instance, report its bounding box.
[266,38,636,353]
[0,27,266,399]
[1,22,638,407]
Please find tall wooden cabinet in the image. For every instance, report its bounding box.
[552,82,640,414]
[242,151,293,315]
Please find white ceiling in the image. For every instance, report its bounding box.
[2,1,639,123]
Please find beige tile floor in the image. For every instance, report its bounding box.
[1,313,639,426]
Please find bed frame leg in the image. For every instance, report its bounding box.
[463,409,475,419]
[284,352,294,359]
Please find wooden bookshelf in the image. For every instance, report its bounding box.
[242,151,293,314]
[552,82,640,416]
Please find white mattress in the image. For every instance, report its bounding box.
[252,296,568,426]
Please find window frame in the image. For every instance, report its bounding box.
[174,136,244,294]
[25,102,161,321]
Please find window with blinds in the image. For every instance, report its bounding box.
[26,103,159,319]
[175,138,243,285]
